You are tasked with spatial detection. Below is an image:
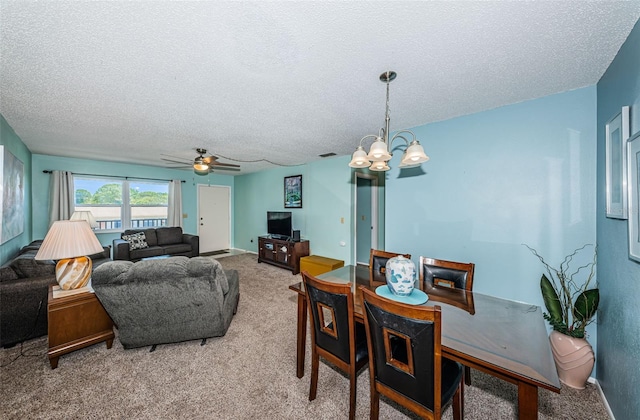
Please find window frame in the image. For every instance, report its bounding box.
[74,176,169,233]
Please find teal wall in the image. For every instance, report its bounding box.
[234,156,353,263]
[30,154,235,247]
[596,19,640,420]
[0,115,32,265]
[386,87,598,350]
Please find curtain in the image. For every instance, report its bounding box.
[49,170,74,226]
[168,179,183,228]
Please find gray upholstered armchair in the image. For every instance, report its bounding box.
[92,256,239,349]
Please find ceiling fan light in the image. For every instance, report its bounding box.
[193,156,210,172]
[367,138,391,162]
[401,140,429,166]
[193,162,209,172]
[348,146,370,168]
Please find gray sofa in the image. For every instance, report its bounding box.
[112,227,199,261]
[0,241,112,347]
[92,256,239,349]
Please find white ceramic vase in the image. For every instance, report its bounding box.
[548,330,595,389]
[385,256,416,296]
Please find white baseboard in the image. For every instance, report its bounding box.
[590,377,615,419]
[231,247,256,255]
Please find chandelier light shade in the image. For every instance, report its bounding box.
[35,220,104,290]
[349,71,430,171]
[70,210,99,229]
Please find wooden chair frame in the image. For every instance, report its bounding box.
[302,271,368,420]
[361,287,462,420]
[419,256,475,385]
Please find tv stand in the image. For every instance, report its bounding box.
[258,236,309,275]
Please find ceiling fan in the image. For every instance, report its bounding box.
[161,148,241,174]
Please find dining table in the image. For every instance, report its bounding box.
[289,264,561,420]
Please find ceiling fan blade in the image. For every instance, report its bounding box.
[201,155,220,164]
[210,166,241,172]
[161,157,191,165]
[210,161,241,168]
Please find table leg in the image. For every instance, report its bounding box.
[49,356,59,369]
[296,294,307,378]
[517,381,538,420]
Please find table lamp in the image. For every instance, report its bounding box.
[70,210,99,229]
[35,220,104,290]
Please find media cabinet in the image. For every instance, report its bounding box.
[258,236,310,275]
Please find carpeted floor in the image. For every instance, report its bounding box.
[1,254,610,419]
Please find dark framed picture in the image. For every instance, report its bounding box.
[284,175,302,208]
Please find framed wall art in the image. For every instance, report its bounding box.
[628,131,640,262]
[284,175,302,208]
[605,106,630,219]
[0,145,25,244]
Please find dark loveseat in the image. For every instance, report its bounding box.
[112,227,199,261]
[0,241,112,347]
[92,256,239,349]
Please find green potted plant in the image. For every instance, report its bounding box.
[525,244,599,389]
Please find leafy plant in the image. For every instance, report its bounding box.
[524,244,599,339]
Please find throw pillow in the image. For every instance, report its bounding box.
[122,232,149,251]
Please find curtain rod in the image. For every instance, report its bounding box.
[42,170,186,183]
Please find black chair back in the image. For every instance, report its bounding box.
[420,257,475,291]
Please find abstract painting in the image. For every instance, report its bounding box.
[0,146,25,244]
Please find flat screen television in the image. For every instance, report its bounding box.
[267,211,292,239]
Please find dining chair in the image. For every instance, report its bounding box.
[361,287,463,420]
[419,256,475,385]
[369,249,411,284]
[301,271,369,420]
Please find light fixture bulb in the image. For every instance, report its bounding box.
[369,161,390,171]
[367,138,391,162]
[193,157,209,172]
[348,146,370,168]
[401,140,430,166]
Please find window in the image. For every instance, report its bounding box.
[74,177,169,231]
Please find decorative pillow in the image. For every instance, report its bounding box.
[122,232,149,251]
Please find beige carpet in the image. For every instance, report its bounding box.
[1,254,609,419]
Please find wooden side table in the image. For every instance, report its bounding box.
[47,284,114,369]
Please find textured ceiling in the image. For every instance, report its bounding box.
[1,1,639,174]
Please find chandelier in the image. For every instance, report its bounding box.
[348,71,429,171]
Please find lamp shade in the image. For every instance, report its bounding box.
[35,220,104,261]
[400,140,430,166]
[348,146,370,168]
[70,210,98,228]
[367,138,392,162]
[369,161,390,171]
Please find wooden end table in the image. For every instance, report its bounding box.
[47,284,114,369]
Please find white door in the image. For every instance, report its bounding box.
[198,185,231,253]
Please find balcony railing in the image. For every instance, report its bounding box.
[96,218,167,230]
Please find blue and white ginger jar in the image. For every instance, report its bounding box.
[385,256,416,296]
